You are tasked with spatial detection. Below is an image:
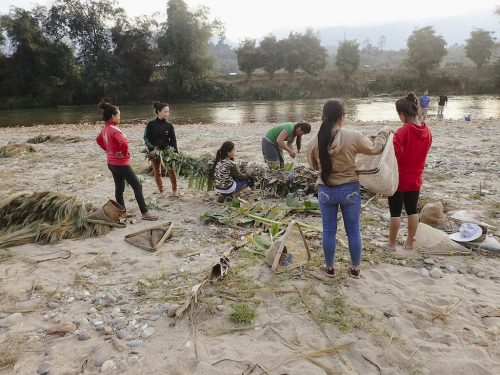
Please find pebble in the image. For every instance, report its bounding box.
[102,326,113,335]
[127,339,144,348]
[167,304,179,318]
[477,271,486,278]
[399,260,407,266]
[67,296,75,303]
[420,268,430,277]
[445,265,457,273]
[101,360,116,373]
[116,329,128,340]
[156,303,171,314]
[141,327,155,339]
[487,326,499,336]
[93,320,104,326]
[47,322,77,335]
[430,268,443,279]
[88,307,97,314]
[77,330,91,341]
[423,258,435,265]
[149,315,160,321]
[111,336,127,352]
[216,305,225,312]
[47,302,59,309]
[128,356,139,365]
[0,313,23,328]
[37,362,50,375]
[93,346,112,367]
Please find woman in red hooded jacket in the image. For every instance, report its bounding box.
[96,101,158,221]
[385,93,432,250]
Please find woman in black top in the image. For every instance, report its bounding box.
[144,101,179,198]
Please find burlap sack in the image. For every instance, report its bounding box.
[356,133,398,197]
[419,202,453,231]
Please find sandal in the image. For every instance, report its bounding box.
[319,265,335,278]
[349,267,361,279]
[141,213,158,221]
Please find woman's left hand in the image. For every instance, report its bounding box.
[116,151,123,158]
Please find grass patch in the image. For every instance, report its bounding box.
[0,249,13,263]
[229,303,256,325]
[0,333,25,370]
[468,192,483,200]
[320,297,353,332]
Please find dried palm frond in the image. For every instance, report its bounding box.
[0,143,36,158]
[27,134,86,144]
[0,192,111,247]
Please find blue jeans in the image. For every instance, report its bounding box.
[318,182,362,267]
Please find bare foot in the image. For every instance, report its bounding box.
[158,191,167,199]
[403,242,414,250]
[380,242,396,252]
[172,190,182,198]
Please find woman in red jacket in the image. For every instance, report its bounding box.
[386,93,432,250]
[96,101,158,221]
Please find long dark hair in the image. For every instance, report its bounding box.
[293,121,311,152]
[212,141,235,176]
[318,99,345,185]
[153,101,169,114]
[395,92,419,121]
[98,101,119,121]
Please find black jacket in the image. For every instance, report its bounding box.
[144,118,177,152]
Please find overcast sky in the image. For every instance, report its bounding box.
[2,0,499,41]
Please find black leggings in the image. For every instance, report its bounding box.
[107,164,148,214]
[388,191,420,217]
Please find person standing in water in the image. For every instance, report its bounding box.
[437,93,448,120]
[96,101,158,221]
[144,101,179,198]
[419,90,430,122]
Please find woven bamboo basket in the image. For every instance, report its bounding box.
[103,200,126,222]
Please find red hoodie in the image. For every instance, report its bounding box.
[96,121,130,166]
[393,122,432,191]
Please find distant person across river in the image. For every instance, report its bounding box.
[419,90,430,122]
[437,94,448,120]
[261,121,311,168]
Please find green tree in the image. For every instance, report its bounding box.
[406,26,447,77]
[236,38,261,80]
[335,39,360,81]
[282,32,302,78]
[465,29,496,69]
[45,0,123,99]
[158,0,220,96]
[298,29,328,76]
[111,16,157,100]
[0,7,75,104]
[258,35,283,79]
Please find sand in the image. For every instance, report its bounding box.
[0,117,499,374]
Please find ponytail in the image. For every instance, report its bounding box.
[318,100,345,186]
[212,141,235,177]
[293,121,311,152]
[153,101,169,114]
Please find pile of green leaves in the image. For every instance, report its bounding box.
[159,147,318,197]
[0,192,111,248]
[201,195,320,231]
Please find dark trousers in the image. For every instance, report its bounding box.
[107,164,148,214]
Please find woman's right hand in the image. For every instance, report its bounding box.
[288,149,297,158]
[380,126,395,134]
[149,150,157,158]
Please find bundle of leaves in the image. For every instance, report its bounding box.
[27,134,86,144]
[0,192,111,248]
[159,147,215,190]
[158,147,318,197]
[0,143,36,158]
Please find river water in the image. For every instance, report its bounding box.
[0,95,498,127]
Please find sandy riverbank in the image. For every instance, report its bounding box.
[0,117,499,374]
